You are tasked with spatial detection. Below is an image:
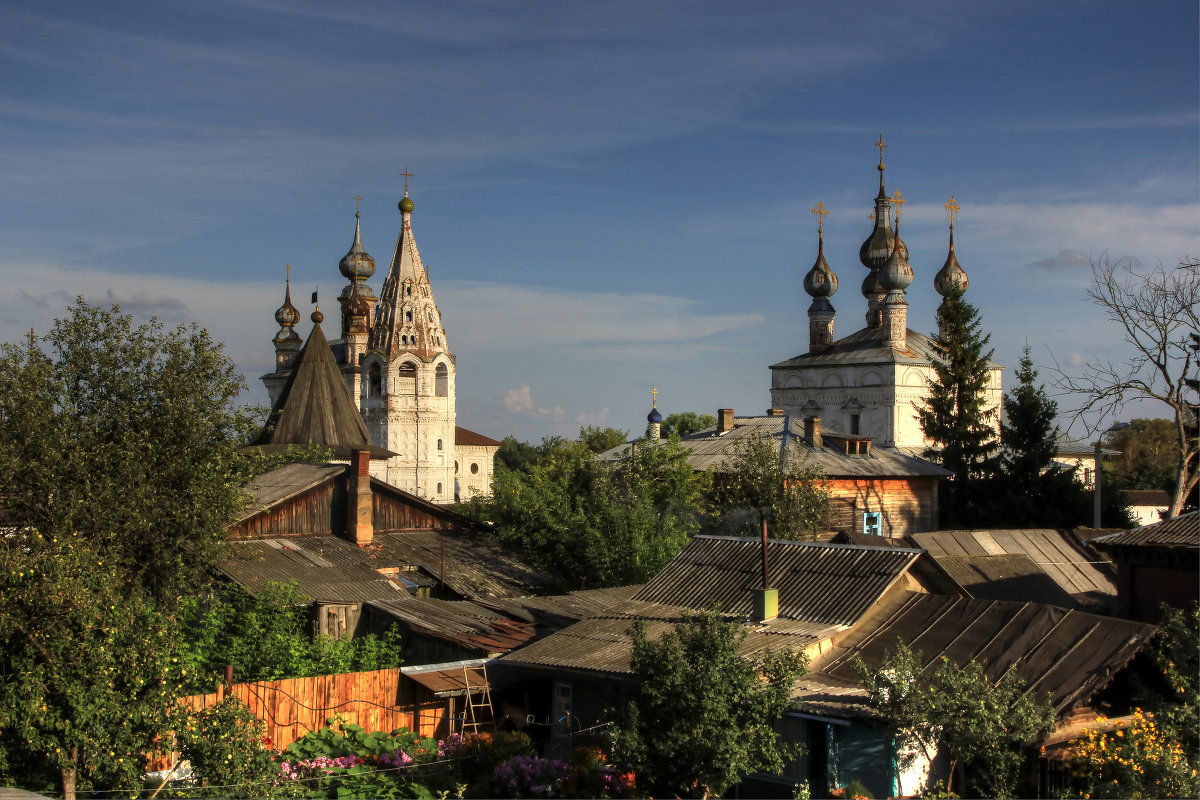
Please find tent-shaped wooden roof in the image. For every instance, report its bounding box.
[247,323,394,459]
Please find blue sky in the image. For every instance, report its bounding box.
[1,0,1196,444]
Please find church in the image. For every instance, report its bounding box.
[769,138,1002,450]
[262,185,498,503]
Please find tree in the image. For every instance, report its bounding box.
[0,531,189,799]
[918,286,1000,525]
[1057,257,1199,517]
[855,643,1055,798]
[578,424,630,454]
[0,300,252,605]
[662,411,717,438]
[474,438,710,588]
[614,610,807,799]
[709,435,831,540]
[1103,418,1184,494]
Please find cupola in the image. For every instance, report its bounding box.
[805,201,839,353]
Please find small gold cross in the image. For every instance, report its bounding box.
[875,134,887,164]
[400,166,413,195]
[651,386,658,408]
[354,194,362,217]
[868,211,876,223]
[811,200,829,233]
[284,263,292,284]
[944,195,960,227]
[891,190,905,222]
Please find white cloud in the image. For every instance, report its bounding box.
[503,385,533,413]
[575,407,611,428]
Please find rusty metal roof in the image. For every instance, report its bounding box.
[807,590,1157,716]
[1092,511,1198,548]
[247,323,394,459]
[632,535,922,626]
[401,660,491,696]
[599,415,950,479]
[770,326,942,370]
[500,602,839,676]
[371,531,554,598]
[471,585,641,629]
[220,536,410,603]
[909,529,1115,608]
[368,596,535,656]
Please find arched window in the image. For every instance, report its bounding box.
[437,438,443,451]
[396,362,416,394]
[436,482,443,495]
[435,363,448,397]
[405,310,413,323]
[368,363,382,397]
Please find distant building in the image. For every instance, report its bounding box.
[1051,433,1120,488]
[1118,488,1171,527]
[768,143,1002,450]
[263,188,498,503]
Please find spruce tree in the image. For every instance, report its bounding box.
[918,286,999,524]
[1001,345,1059,491]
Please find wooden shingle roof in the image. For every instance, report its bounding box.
[248,323,393,459]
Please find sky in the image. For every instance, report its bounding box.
[1,0,1197,445]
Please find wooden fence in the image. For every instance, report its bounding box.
[152,668,448,771]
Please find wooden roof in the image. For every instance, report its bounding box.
[248,323,393,459]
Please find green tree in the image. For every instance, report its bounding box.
[475,438,709,588]
[1103,418,1183,494]
[0,300,251,605]
[0,531,189,799]
[709,435,831,540]
[855,643,1055,798]
[494,435,543,473]
[662,411,717,438]
[918,286,1001,526]
[578,424,630,454]
[614,610,807,799]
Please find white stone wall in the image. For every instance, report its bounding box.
[455,443,496,501]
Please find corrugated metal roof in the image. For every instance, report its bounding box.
[599,416,951,479]
[909,529,1115,607]
[1093,511,1198,548]
[934,554,1077,608]
[632,536,922,626]
[501,603,839,675]
[372,531,554,598]
[367,596,535,656]
[401,663,490,696]
[220,536,409,603]
[471,585,642,628]
[808,590,1157,716]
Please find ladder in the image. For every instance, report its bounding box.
[461,665,494,735]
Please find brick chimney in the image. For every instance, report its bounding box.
[347,449,373,547]
[717,408,735,433]
[803,416,823,448]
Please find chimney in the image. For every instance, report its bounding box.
[347,449,373,547]
[803,416,823,448]
[718,408,735,433]
[752,517,779,623]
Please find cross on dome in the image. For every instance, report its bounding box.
[812,200,829,234]
[945,195,961,228]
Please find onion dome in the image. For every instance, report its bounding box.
[339,211,376,281]
[803,229,839,299]
[861,268,885,297]
[399,194,414,214]
[311,307,324,325]
[275,286,300,329]
[935,200,969,297]
[878,238,914,292]
[859,162,895,270]
[647,406,662,424]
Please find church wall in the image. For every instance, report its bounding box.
[455,443,496,501]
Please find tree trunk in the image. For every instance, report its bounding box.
[61,747,78,800]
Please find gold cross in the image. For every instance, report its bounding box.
[891,190,905,221]
[811,200,829,233]
[868,211,876,223]
[354,194,362,217]
[875,134,887,165]
[400,166,413,195]
[284,263,292,284]
[651,386,658,408]
[944,195,960,227]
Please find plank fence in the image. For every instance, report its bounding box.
[151,668,448,771]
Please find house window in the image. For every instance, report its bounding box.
[849,413,861,435]
[435,363,448,397]
[1083,467,1093,488]
[437,439,443,451]
[863,511,882,536]
[436,482,443,495]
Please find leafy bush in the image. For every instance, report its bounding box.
[168,698,280,798]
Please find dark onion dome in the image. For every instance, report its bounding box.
[934,226,969,296]
[399,194,414,213]
[803,231,839,298]
[892,217,909,262]
[647,406,663,424]
[878,238,914,292]
[861,267,885,297]
[338,212,376,281]
[275,283,300,328]
[859,163,895,270]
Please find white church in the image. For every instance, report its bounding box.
[769,139,1002,450]
[262,186,498,503]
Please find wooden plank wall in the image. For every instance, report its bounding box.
[826,477,937,537]
[152,669,447,770]
[233,482,339,538]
